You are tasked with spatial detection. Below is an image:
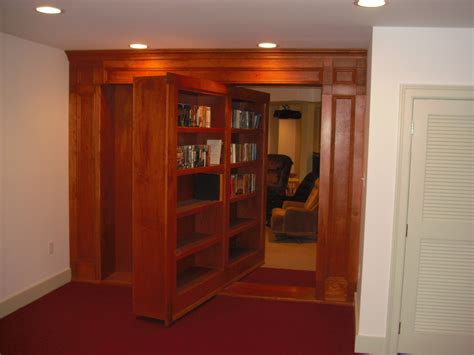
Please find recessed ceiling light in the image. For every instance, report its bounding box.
[129,43,148,49]
[35,6,63,14]
[355,0,386,7]
[258,42,278,49]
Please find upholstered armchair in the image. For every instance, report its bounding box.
[266,154,293,222]
[267,154,293,195]
[271,178,319,240]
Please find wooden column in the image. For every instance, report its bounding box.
[69,64,104,281]
[317,58,366,302]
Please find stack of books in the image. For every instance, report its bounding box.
[178,104,211,128]
[230,143,257,163]
[230,174,256,197]
[231,109,261,129]
[177,145,209,169]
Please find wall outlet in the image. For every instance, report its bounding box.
[48,241,54,255]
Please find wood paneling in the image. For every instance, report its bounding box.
[113,86,133,273]
[100,85,133,279]
[333,68,356,84]
[106,69,323,85]
[66,49,367,304]
[69,63,103,281]
[132,77,170,320]
[317,56,365,302]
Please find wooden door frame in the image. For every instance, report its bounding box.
[384,85,474,354]
[66,49,367,303]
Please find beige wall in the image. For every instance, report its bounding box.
[0,33,69,301]
[277,114,301,174]
[270,101,321,178]
[359,27,474,345]
[268,104,279,154]
[0,32,4,300]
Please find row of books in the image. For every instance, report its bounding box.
[231,109,261,129]
[230,143,257,163]
[230,173,256,198]
[178,104,211,128]
[177,145,209,169]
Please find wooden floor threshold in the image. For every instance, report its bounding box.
[219,282,353,307]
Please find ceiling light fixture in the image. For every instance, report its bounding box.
[355,0,386,7]
[35,6,63,14]
[258,42,278,49]
[129,43,148,49]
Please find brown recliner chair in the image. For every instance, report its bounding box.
[270,178,319,240]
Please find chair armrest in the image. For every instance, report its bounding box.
[282,201,305,209]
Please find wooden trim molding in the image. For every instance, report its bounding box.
[66,49,367,304]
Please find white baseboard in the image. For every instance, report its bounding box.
[354,291,359,334]
[0,268,71,319]
[354,292,386,354]
[355,335,386,354]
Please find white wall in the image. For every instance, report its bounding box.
[0,33,69,301]
[359,27,474,341]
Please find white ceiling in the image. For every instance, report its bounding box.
[0,0,472,50]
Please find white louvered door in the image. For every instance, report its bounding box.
[398,99,474,354]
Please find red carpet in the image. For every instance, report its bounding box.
[242,267,316,287]
[0,282,357,355]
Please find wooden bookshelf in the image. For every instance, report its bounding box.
[229,218,258,237]
[176,165,224,176]
[178,127,225,134]
[230,191,259,203]
[231,128,263,134]
[230,160,261,168]
[175,233,221,259]
[176,200,222,217]
[132,73,269,325]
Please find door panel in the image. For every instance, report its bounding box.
[399,99,474,354]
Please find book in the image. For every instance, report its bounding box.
[230,173,256,198]
[231,109,261,129]
[206,139,223,165]
[178,104,212,128]
[230,143,257,163]
[177,145,209,169]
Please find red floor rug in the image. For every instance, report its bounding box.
[0,282,358,355]
[242,267,316,287]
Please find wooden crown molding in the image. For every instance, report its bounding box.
[66,48,368,63]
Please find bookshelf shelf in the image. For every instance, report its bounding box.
[176,199,222,217]
[228,248,257,266]
[229,191,258,203]
[231,128,262,134]
[177,165,224,176]
[229,218,258,237]
[102,271,133,286]
[178,127,225,134]
[230,160,260,169]
[176,233,221,260]
[177,267,220,294]
[133,73,268,325]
